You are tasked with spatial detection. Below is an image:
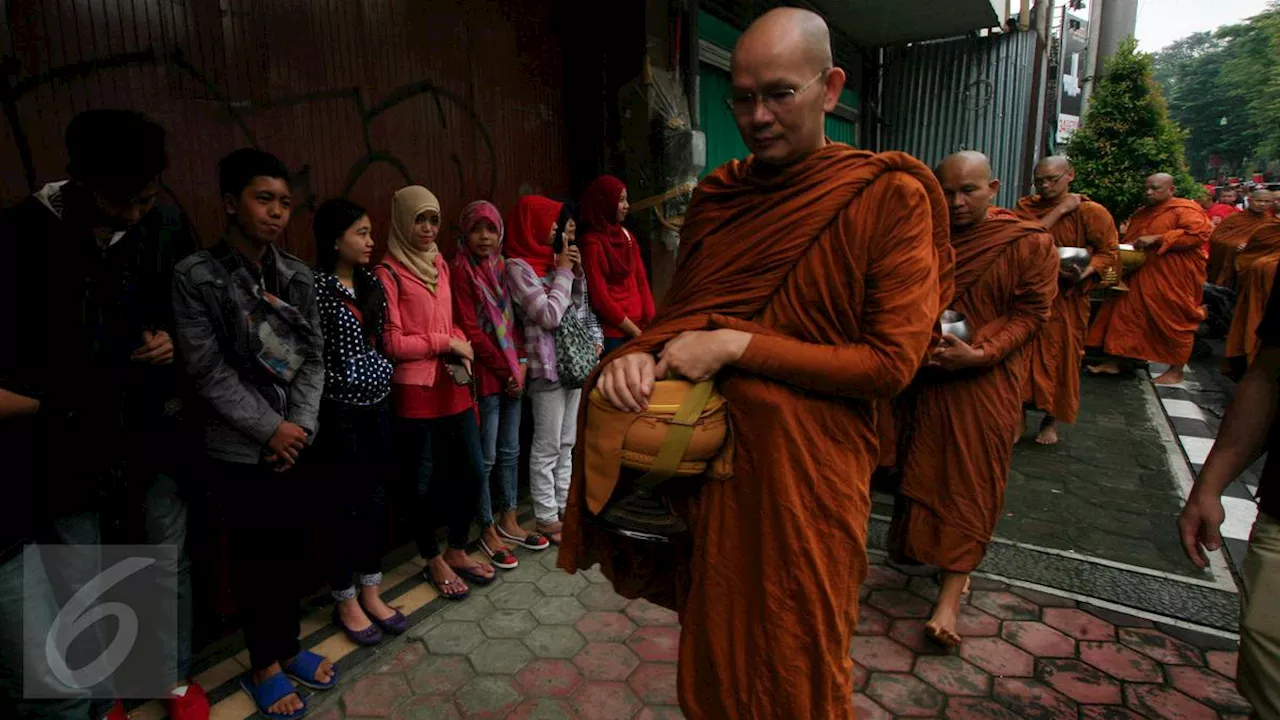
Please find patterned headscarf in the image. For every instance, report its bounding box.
[388,185,442,292]
[453,201,522,379]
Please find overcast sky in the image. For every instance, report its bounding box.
[1134,0,1274,51]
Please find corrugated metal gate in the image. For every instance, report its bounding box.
[0,0,570,260]
[876,30,1040,209]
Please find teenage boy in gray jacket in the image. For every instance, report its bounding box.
[172,148,334,717]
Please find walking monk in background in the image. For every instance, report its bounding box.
[558,8,953,719]
[1208,189,1276,288]
[1015,156,1118,445]
[891,151,1056,647]
[1086,173,1213,385]
[1226,196,1280,375]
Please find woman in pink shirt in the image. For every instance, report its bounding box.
[376,185,494,600]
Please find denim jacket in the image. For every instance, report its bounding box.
[172,232,325,464]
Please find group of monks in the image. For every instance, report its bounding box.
[549,7,1270,719]
[1206,189,1280,376]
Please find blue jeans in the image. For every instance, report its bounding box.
[477,393,523,526]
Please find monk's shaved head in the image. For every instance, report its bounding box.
[936,151,1000,230]
[735,8,833,75]
[1249,189,1275,215]
[1033,155,1076,201]
[729,8,845,166]
[1144,173,1177,206]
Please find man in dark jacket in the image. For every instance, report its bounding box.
[172,148,331,718]
[0,110,207,720]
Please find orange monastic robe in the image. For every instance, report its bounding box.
[1208,211,1275,288]
[1015,195,1118,423]
[1085,198,1213,365]
[892,209,1057,571]
[559,145,954,720]
[1226,223,1280,363]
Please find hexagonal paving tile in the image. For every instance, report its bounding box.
[627,625,680,662]
[849,635,915,672]
[907,576,940,602]
[480,609,538,639]
[573,642,642,681]
[532,596,587,625]
[914,655,989,696]
[378,643,427,674]
[961,637,1035,678]
[629,662,678,704]
[570,681,643,720]
[1081,604,1155,629]
[1118,628,1204,666]
[864,565,910,589]
[853,662,869,692]
[634,708,686,720]
[943,698,1023,719]
[500,560,551,584]
[1206,650,1239,679]
[575,611,637,642]
[468,638,535,674]
[866,590,933,619]
[1125,684,1218,720]
[1036,658,1122,704]
[625,598,679,626]
[1042,608,1117,642]
[1000,621,1076,658]
[454,675,523,719]
[407,655,475,695]
[490,582,546,610]
[992,678,1078,719]
[956,605,1001,637]
[507,697,576,720]
[536,571,589,597]
[1078,641,1163,683]
[441,596,496,622]
[538,547,562,570]
[1078,705,1146,720]
[581,565,610,584]
[856,604,892,635]
[1166,666,1253,714]
[853,693,893,720]
[576,584,632,612]
[970,591,1040,621]
[887,619,950,655]
[865,673,946,717]
[516,658,584,698]
[342,673,412,717]
[424,621,486,655]
[390,695,462,720]
[524,625,588,659]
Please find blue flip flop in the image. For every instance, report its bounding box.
[284,650,337,690]
[240,671,306,720]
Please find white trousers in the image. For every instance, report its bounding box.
[528,382,582,524]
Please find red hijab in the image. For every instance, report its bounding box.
[580,175,634,283]
[504,195,562,277]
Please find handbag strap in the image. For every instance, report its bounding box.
[633,380,716,489]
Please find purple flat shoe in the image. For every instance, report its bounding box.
[360,599,410,635]
[332,607,383,646]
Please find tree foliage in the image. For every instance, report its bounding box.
[1153,3,1280,178]
[1065,39,1200,223]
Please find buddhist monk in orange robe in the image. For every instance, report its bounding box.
[1015,156,1118,445]
[1086,173,1213,385]
[1208,189,1276,288]
[891,151,1057,647]
[558,9,953,719]
[1227,202,1280,372]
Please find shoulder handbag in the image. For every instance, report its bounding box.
[554,309,597,389]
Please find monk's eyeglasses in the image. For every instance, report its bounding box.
[725,69,830,115]
[1034,172,1067,187]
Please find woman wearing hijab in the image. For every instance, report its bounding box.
[450,200,550,569]
[580,176,654,355]
[505,195,603,544]
[376,185,494,601]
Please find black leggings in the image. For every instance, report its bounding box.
[319,399,389,597]
[394,409,485,560]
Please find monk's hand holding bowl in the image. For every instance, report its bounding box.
[927,333,986,371]
[599,353,658,413]
[655,330,751,385]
